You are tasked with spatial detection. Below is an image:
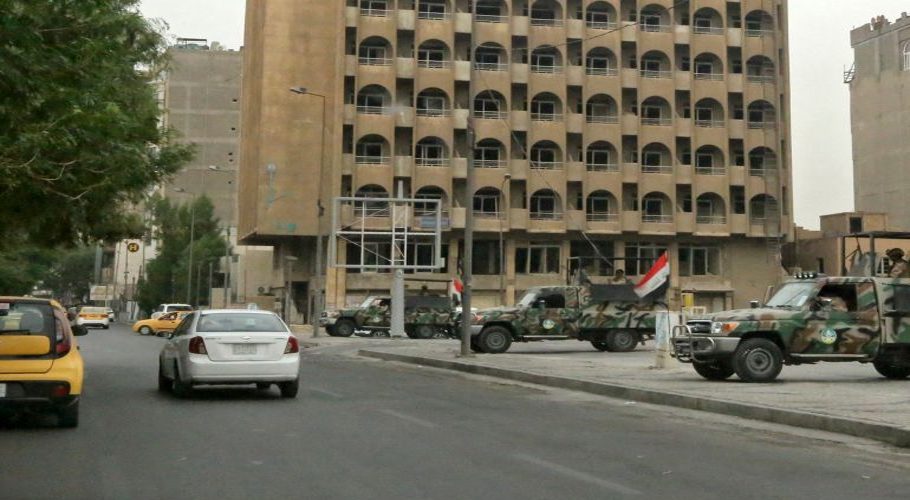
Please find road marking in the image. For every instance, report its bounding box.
[378,409,437,429]
[310,388,344,399]
[512,453,642,496]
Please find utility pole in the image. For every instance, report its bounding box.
[460,24,477,357]
[185,200,196,304]
[223,226,231,308]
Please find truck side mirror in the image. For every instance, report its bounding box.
[749,300,760,309]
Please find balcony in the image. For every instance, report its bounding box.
[692,25,724,35]
[355,155,391,166]
[358,56,393,67]
[586,115,619,124]
[530,112,563,122]
[529,160,563,170]
[639,23,671,33]
[474,159,506,169]
[586,212,619,222]
[530,64,563,75]
[745,28,774,37]
[473,62,509,72]
[530,17,563,27]
[747,121,777,130]
[587,20,618,30]
[640,69,673,79]
[415,157,449,167]
[641,165,673,174]
[693,72,724,81]
[695,119,725,128]
[417,10,450,21]
[475,14,507,24]
[642,214,673,223]
[696,215,728,225]
[356,105,389,115]
[529,211,563,221]
[360,7,390,18]
[586,162,619,173]
[641,117,672,126]
[586,67,619,77]
[695,166,727,176]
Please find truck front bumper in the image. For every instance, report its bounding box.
[672,335,741,363]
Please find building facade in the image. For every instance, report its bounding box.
[849,14,910,231]
[239,0,793,320]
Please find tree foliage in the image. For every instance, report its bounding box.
[0,0,193,247]
[136,196,228,313]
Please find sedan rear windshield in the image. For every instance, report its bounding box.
[81,307,107,313]
[196,313,288,333]
[0,302,54,338]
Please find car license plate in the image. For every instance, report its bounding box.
[0,383,6,398]
[232,344,257,355]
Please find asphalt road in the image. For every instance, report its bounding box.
[1,324,908,500]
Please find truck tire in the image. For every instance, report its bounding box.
[478,326,512,354]
[873,357,910,379]
[325,326,338,337]
[591,340,611,352]
[606,330,638,353]
[413,324,436,339]
[693,360,735,381]
[732,338,783,382]
[333,319,356,337]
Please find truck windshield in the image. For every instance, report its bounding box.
[517,291,539,307]
[765,282,818,308]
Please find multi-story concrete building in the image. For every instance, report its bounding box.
[849,14,910,231]
[239,0,793,320]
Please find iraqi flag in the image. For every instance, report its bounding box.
[634,252,669,298]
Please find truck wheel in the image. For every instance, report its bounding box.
[414,324,435,339]
[478,326,512,354]
[732,338,783,382]
[873,358,910,379]
[325,326,338,337]
[591,340,611,352]
[606,330,638,353]
[693,360,735,381]
[333,319,356,337]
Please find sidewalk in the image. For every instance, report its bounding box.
[310,336,910,448]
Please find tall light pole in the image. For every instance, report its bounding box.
[289,86,328,334]
[174,187,197,305]
[498,173,511,305]
[207,164,236,308]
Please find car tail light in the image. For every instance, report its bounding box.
[284,336,299,354]
[51,383,70,397]
[188,336,208,355]
[56,334,71,356]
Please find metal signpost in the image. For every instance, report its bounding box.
[329,194,444,336]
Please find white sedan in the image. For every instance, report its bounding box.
[157,310,300,398]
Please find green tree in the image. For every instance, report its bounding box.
[42,246,97,304]
[0,0,193,248]
[136,196,228,313]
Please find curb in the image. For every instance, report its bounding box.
[359,349,910,448]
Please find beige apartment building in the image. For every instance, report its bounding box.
[849,14,910,231]
[239,0,793,319]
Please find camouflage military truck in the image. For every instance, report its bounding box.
[469,284,662,354]
[324,295,455,339]
[673,274,910,382]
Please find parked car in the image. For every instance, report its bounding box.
[150,303,193,320]
[132,311,191,336]
[0,296,88,427]
[157,310,300,398]
[75,306,110,329]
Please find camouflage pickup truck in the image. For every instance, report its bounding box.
[469,284,662,354]
[673,274,910,382]
[323,295,455,339]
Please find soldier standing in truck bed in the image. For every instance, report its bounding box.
[886,248,910,278]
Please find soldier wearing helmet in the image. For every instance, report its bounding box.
[886,248,910,278]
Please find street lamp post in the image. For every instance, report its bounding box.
[206,165,236,309]
[498,173,511,305]
[174,188,198,305]
[289,86,328,335]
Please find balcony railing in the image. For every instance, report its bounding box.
[586,212,619,222]
[586,20,618,30]
[355,155,391,165]
[530,111,562,121]
[473,61,509,71]
[530,17,564,27]
[695,119,725,128]
[694,72,724,81]
[360,8,389,17]
[692,25,724,35]
[358,56,393,66]
[530,160,563,170]
[530,64,563,74]
[415,157,449,167]
[586,115,619,124]
[586,162,619,172]
[417,11,450,20]
[473,210,502,218]
[749,167,777,176]
[641,164,672,174]
[745,28,774,37]
[417,59,451,69]
[586,66,618,76]
[641,117,672,126]
[416,108,451,117]
[747,120,777,129]
[474,159,505,168]
[696,215,727,225]
[746,74,776,83]
[639,23,671,33]
[640,69,672,79]
[475,14,506,23]
[642,214,673,223]
[356,105,388,115]
[474,110,508,119]
[695,166,727,176]
[530,211,563,220]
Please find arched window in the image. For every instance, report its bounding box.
[641,192,673,223]
[530,0,563,26]
[473,187,503,216]
[360,0,389,17]
[358,37,392,65]
[586,2,617,29]
[417,40,450,68]
[530,190,562,220]
[474,43,507,71]
[354,184,390,216]
[696,193,727,224]
[415,137,449,166]
[416,88,450,116]
[903,42,910,71]
[586,141,618,171]
[475,0,507,22]
[414,186,446,215]
[530,46,563,73]
[474,90,507,118]
[586,191,618,221]
[530,141,563,169]
[475,139,505,168]
[530,92,562,120]
[355,135,390,164]
[356,85,391,114]
[418,0,448,20]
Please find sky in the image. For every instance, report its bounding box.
[139,0,910,229]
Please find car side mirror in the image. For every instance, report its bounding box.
[749,300,760,309]
[72,325,88,337]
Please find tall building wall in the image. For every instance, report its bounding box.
[850,14,910,231]
[240,0,793,321]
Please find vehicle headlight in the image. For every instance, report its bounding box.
[711,322,739,335]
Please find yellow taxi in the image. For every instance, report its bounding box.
[132,310,191,337]
[0,297,87,428]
